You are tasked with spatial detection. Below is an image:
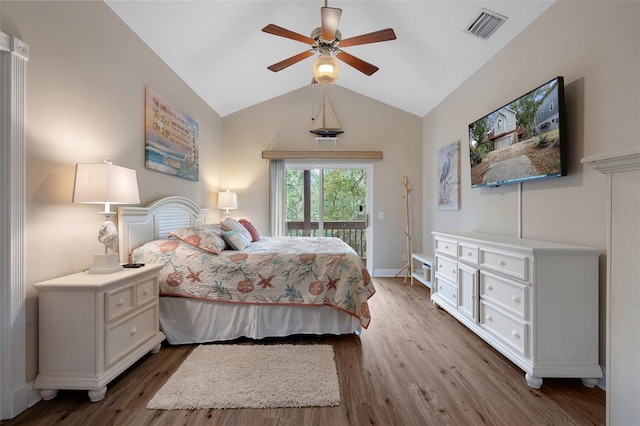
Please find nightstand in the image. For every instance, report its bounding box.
[33,264,165,402]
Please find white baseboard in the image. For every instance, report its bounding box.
[372,268,404,277]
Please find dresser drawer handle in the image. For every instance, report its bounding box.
[451,293,456,299]
[129,327,138,336]
[498,260,506,266]
[487,285,493,291]
[512,296,521,303]
[451,269,456,274]
[512,331,521,339]
[467,252,473,256]
[141,289,150,296]
[116,299,124,308]
[486,315,493,322]
[445,245,449,249]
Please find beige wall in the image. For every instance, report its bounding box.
[221,84,423,274]
[2,1,223,380]
[423,1,640,375]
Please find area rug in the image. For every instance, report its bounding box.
[147,344,340,410]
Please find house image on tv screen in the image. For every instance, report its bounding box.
[534,80,560,134]
[489,108,518,150]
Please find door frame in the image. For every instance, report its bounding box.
[285,160,373,273]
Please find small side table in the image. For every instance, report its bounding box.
[411,253,433,289]
[33,264,165,402]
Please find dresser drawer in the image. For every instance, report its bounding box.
[105,284,136,322]
[105,304,157,368]
[458,243,479,264]
[435,237,457,257]
[480,271,528,319]
[480,301,528,357]
[434,276,458,308]
[136,276,157,307]
[435,255,457,282]
[479,248,529,281]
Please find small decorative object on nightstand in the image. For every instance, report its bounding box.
[33,264,165,402]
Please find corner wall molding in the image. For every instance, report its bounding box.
[262,150,383,160]
[581,147,640,174]
[0,31,29,420]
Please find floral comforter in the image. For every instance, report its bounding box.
[132,237,375,328]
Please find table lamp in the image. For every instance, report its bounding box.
[73,159,140,273]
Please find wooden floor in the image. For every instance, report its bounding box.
[3,278,605,426]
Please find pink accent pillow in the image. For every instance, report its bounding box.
[239,219,260,242]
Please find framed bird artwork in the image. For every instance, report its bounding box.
[437,141,461,211]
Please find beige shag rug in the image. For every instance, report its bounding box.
[147,344,340,410]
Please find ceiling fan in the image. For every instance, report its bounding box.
[262,1,396,85]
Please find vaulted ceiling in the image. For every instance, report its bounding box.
[105,1,554,118]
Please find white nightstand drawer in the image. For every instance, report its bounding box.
[105,304,157,368]
[136,276,157,306]
[479,248,529,281]
[105,284,135,322]
[435,255,457,281]
[458,243,479,264]
[480,301,528,357]
[480,271,528,319]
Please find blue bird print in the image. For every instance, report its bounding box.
[440,151,454,185]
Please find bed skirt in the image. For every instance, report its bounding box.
[159,297,362,344]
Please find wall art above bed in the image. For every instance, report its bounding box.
[144,87,199,181]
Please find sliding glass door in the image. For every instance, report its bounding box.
[284,162,372,269]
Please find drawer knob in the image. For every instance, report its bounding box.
[451,293,456,299]
[467,252,472,256]
[512,296,521,303]
[451,269,456,274]
[445,245,449,249]
[486,315,493,322]
[142,289,149,296]
[129,327,138,336]
[116,299,124,308]
[512,331,521,339]
[487,285,493,291]
[499,260,506,266]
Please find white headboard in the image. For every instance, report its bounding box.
[118,196,210,258]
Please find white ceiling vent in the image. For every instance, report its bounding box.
[465,8,508,40]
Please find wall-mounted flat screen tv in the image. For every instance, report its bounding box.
[468,76,566,188]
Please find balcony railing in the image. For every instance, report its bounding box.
[286,221,367,260]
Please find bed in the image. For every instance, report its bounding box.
[118,196,375,344]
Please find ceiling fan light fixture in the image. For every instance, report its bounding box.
[312,52,339,85]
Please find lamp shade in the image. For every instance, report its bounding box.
[218,190,238,212]
[73,162,140,213]
[312,52,340,85]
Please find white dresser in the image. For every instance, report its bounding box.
[33,264,165,402]
[431,231,602,389]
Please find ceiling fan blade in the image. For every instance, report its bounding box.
[267,50,314,72]
[262,24,316,45]
[321,7,342,41]
[340,28,397,47]
[336,51,379,76]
